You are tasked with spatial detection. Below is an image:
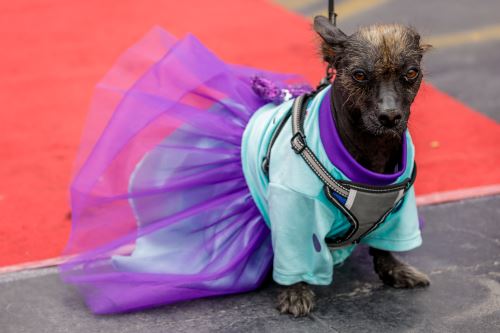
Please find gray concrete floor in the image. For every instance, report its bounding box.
[1,196,500,332]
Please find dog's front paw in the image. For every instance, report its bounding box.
[379,263,430,288]
[372,250,430,288]
[277,282,315,317]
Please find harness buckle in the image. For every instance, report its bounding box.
[291,132,306,154]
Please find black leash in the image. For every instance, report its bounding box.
[316,0,338,92]
[328,0,338,26]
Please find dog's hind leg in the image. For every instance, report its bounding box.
[277,282,315,317]
[369,247,430,288]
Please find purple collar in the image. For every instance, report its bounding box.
[318,88,407,186]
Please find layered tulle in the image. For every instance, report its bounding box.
[60,27,306,314]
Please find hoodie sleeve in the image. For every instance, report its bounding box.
[267,182,337,286]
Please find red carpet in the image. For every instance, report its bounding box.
[1,0,499,268]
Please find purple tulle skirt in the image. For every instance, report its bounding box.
[60,27,308,314]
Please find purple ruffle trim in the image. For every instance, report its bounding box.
[251,76,312,104]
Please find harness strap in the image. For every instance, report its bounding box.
[262,111,292,175]
[290,94,350,197]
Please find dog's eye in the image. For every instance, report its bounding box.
[405,68,419,80]
[352,70,368,82]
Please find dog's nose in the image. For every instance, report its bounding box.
[378,110,402,127]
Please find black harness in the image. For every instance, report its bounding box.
[262,92,416,248]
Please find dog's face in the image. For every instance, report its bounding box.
[314,17,430,137]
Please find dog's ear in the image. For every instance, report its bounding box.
[415,34,432,54]
[410,31,432,60]
[313,16,347,64]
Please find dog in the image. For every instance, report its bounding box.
[63,16,432,315]
[274,16,432,317]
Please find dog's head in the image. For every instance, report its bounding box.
[314,16,431,137]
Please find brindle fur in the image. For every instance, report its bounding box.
[277,16,431,317]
